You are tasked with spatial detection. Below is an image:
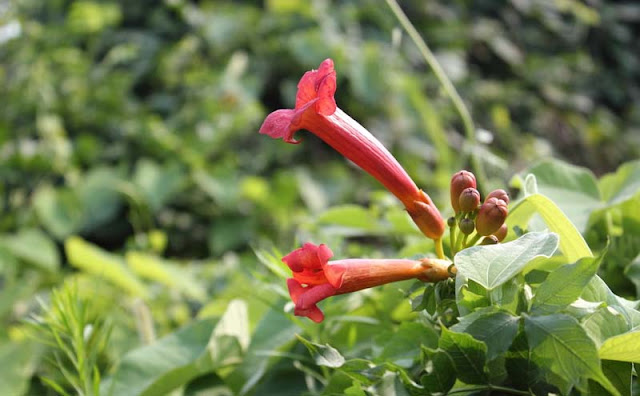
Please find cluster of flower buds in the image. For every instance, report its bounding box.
[448,170,509,254]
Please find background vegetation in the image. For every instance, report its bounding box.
[1,0,639,395]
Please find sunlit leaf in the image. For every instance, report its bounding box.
[455,231,559,290]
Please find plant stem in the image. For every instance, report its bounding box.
[449,223,457,256]
[435,238,445,259]
[447,385,532,395]
[384,0,488,191]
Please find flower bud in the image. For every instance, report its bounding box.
[476,197,508,236]
[459,218,475,235]
[458,188,481,213]
[480,235,499,245]
[486,189,509,205]
[447,216,456,228]
[493,224,508,242]
[450,170,476,213]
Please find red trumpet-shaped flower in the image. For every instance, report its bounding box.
[259,59,445,240]
[283,242,451,322]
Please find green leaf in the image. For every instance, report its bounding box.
[439,326,487,385]
[133,159,185,211]
[589,360,632,396]
[65,236,148,297]
[103,318,218,396]
[455,232,559,290]
[0,342,41,396]
[524,314,620,396]
[419,347,455,394]
[508,183,592,262]
[451,308,520,360]
[582,306,630,346]
[531,252,603,314]
[582,275,640,329]
[378,322,439,367]
[517,159,602,232]
[225,308,300,395]
[599,159,640,206]
[598,330,640,363]
[316,204,380,232]
[126,252,206,301]
[296,335,345,368]
[624,253,640,297]
[77,167,123,229]
[33,186,83,239]
[0,229,60,272]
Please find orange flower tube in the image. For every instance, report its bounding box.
[284,243,451,322]
[259,59,445,240]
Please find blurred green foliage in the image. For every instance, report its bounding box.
[1,0,640,395]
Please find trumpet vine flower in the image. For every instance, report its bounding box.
[284,242,451,322]
[259,59,445,240]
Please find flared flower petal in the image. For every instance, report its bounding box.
[283,243,452,322]
[259,59,445,240]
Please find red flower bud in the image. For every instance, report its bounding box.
[476,197,508,236]
[493,223,508,242]
[486,189,509,205]
[450,171,476,213]
[480,235,499,245]
[458,187,481,213]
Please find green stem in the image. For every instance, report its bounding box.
[467,233,482,247]
[449,223,457,256]
[447,385,531,395]
[435,238,445,260]
[384,0,488,192]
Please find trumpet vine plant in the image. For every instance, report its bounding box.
[259,59,640,395]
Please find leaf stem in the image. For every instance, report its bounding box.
[384,0,488,191]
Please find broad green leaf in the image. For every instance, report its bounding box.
[598,330,640,363]
[0,229,60,272]
[296,335,345,368]
[316,204,380,232]
[65,236,148,297]
[225,308,300,395]
[531,253,603,314]
[508,184,591,262]
[126,252,206,301]
[378,322,439,367]
[211,299,250,352]
[455,232,559,290]
[516,159,601,232]
[505,332,568,395]
[589,360,632,396]
[103,318,218,396]
[599,159,640,206]
[77,167,123,229]
[583,307,630,346]
[419,347,455,394]
[0,342,41,396]
[582,275,640,329]
[524,314,620,396]
[451,308,520,360]
[439,326,487,385]
[33,186,83,239]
